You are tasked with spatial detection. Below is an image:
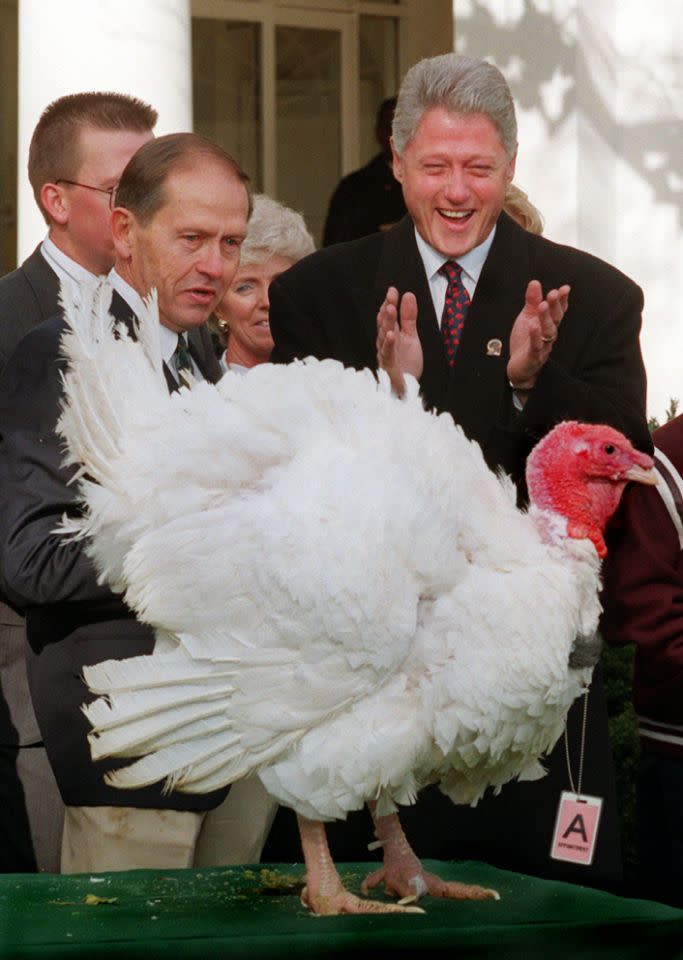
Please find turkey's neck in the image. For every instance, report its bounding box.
[530,472,625,560]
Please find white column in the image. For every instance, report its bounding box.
[18,0,192,261]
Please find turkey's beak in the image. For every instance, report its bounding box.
[624,463,657,486]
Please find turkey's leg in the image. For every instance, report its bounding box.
[362,804,499,903]
[296,814,424,915]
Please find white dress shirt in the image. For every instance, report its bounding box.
[413,226,523,408]
[414,226,495,328]
[108,269,201,383]
[41,236,98,305]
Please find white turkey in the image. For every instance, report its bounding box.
[56,279,654,915]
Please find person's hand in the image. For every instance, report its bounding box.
[376,287,423,397]
[507,280,570,392]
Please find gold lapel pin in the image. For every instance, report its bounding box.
[486,338,503,357]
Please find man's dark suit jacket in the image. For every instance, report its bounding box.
[0,246,61,869]
[0,246,60,371]
[0,288,227,810]
[263,212,653,890]
[0,247,59,750]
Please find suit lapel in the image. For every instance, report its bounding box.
[109,288,138,333]
[445,212,531,447]
[322,214,531,448]
[164,327,221,392]
[187,327,222,384]
[22,247,61,321]
[372,217,450,411]
[109,288,177,391]
[108,289,220,391]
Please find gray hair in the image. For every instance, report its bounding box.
[392,53,517,158]
[240,194,315,265]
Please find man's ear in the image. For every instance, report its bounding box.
[111,208,135,261]
[40,183,69,226]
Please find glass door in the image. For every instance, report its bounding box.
[192,1,399,248]
[275,24,341,243]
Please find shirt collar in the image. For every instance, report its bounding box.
[108,268,147,320]
[108,269,191,368]
[414,224,496,287]
[41,235,98,292]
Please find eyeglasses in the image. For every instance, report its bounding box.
[56,179,116,209]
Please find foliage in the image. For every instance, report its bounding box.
[648,396,679,433]
[602,642,640,887]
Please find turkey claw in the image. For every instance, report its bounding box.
[300,884,425,916]
[362,866,500,903]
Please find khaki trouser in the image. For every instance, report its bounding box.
[194,775,278,867]
[61,775,278,873]
[16,745,65,872]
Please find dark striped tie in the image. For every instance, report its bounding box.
[172,335,193,383]
[439,260,470,366]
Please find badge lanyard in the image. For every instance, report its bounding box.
[550,689,603,865]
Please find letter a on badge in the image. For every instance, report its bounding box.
[550,792,603,865]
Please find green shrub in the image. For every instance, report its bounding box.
[603,642,639,887]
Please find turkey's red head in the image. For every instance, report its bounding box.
[525,421,655,558]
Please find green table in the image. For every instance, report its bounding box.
[1,861,682,959]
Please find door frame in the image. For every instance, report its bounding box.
[191,0,407,194]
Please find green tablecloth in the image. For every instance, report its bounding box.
[1,860,682,959]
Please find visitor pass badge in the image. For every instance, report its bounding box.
[550,791,602,865]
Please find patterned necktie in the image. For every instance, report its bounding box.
[172,335,194,383]
[439,260,471,366]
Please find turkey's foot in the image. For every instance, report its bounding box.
[366,806,499,903]
[360,864,499,903]
[297,814,424,916]
[300,881,424,916]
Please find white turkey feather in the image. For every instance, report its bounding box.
[57,278,621,822]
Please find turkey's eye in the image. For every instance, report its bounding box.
[603,444,616,455]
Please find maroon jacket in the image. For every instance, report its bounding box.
[603,414,683,756]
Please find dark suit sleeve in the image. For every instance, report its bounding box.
[269,241,379,371]
[0,321,114,612]
[269,272,330,364]
[517,271,651,454]
[0,250,60,375]
[0,272,35,373]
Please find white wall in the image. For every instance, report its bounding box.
[454,0,683,424]
[18,0,193,262]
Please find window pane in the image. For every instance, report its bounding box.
[359,16,399,163]
[192,19,261,189]
[276,26,341,247]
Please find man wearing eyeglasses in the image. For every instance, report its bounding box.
[0,92,155,874]
[0,92,156,371]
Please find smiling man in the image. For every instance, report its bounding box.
[0,133,250,873]
[266,53,652,892]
